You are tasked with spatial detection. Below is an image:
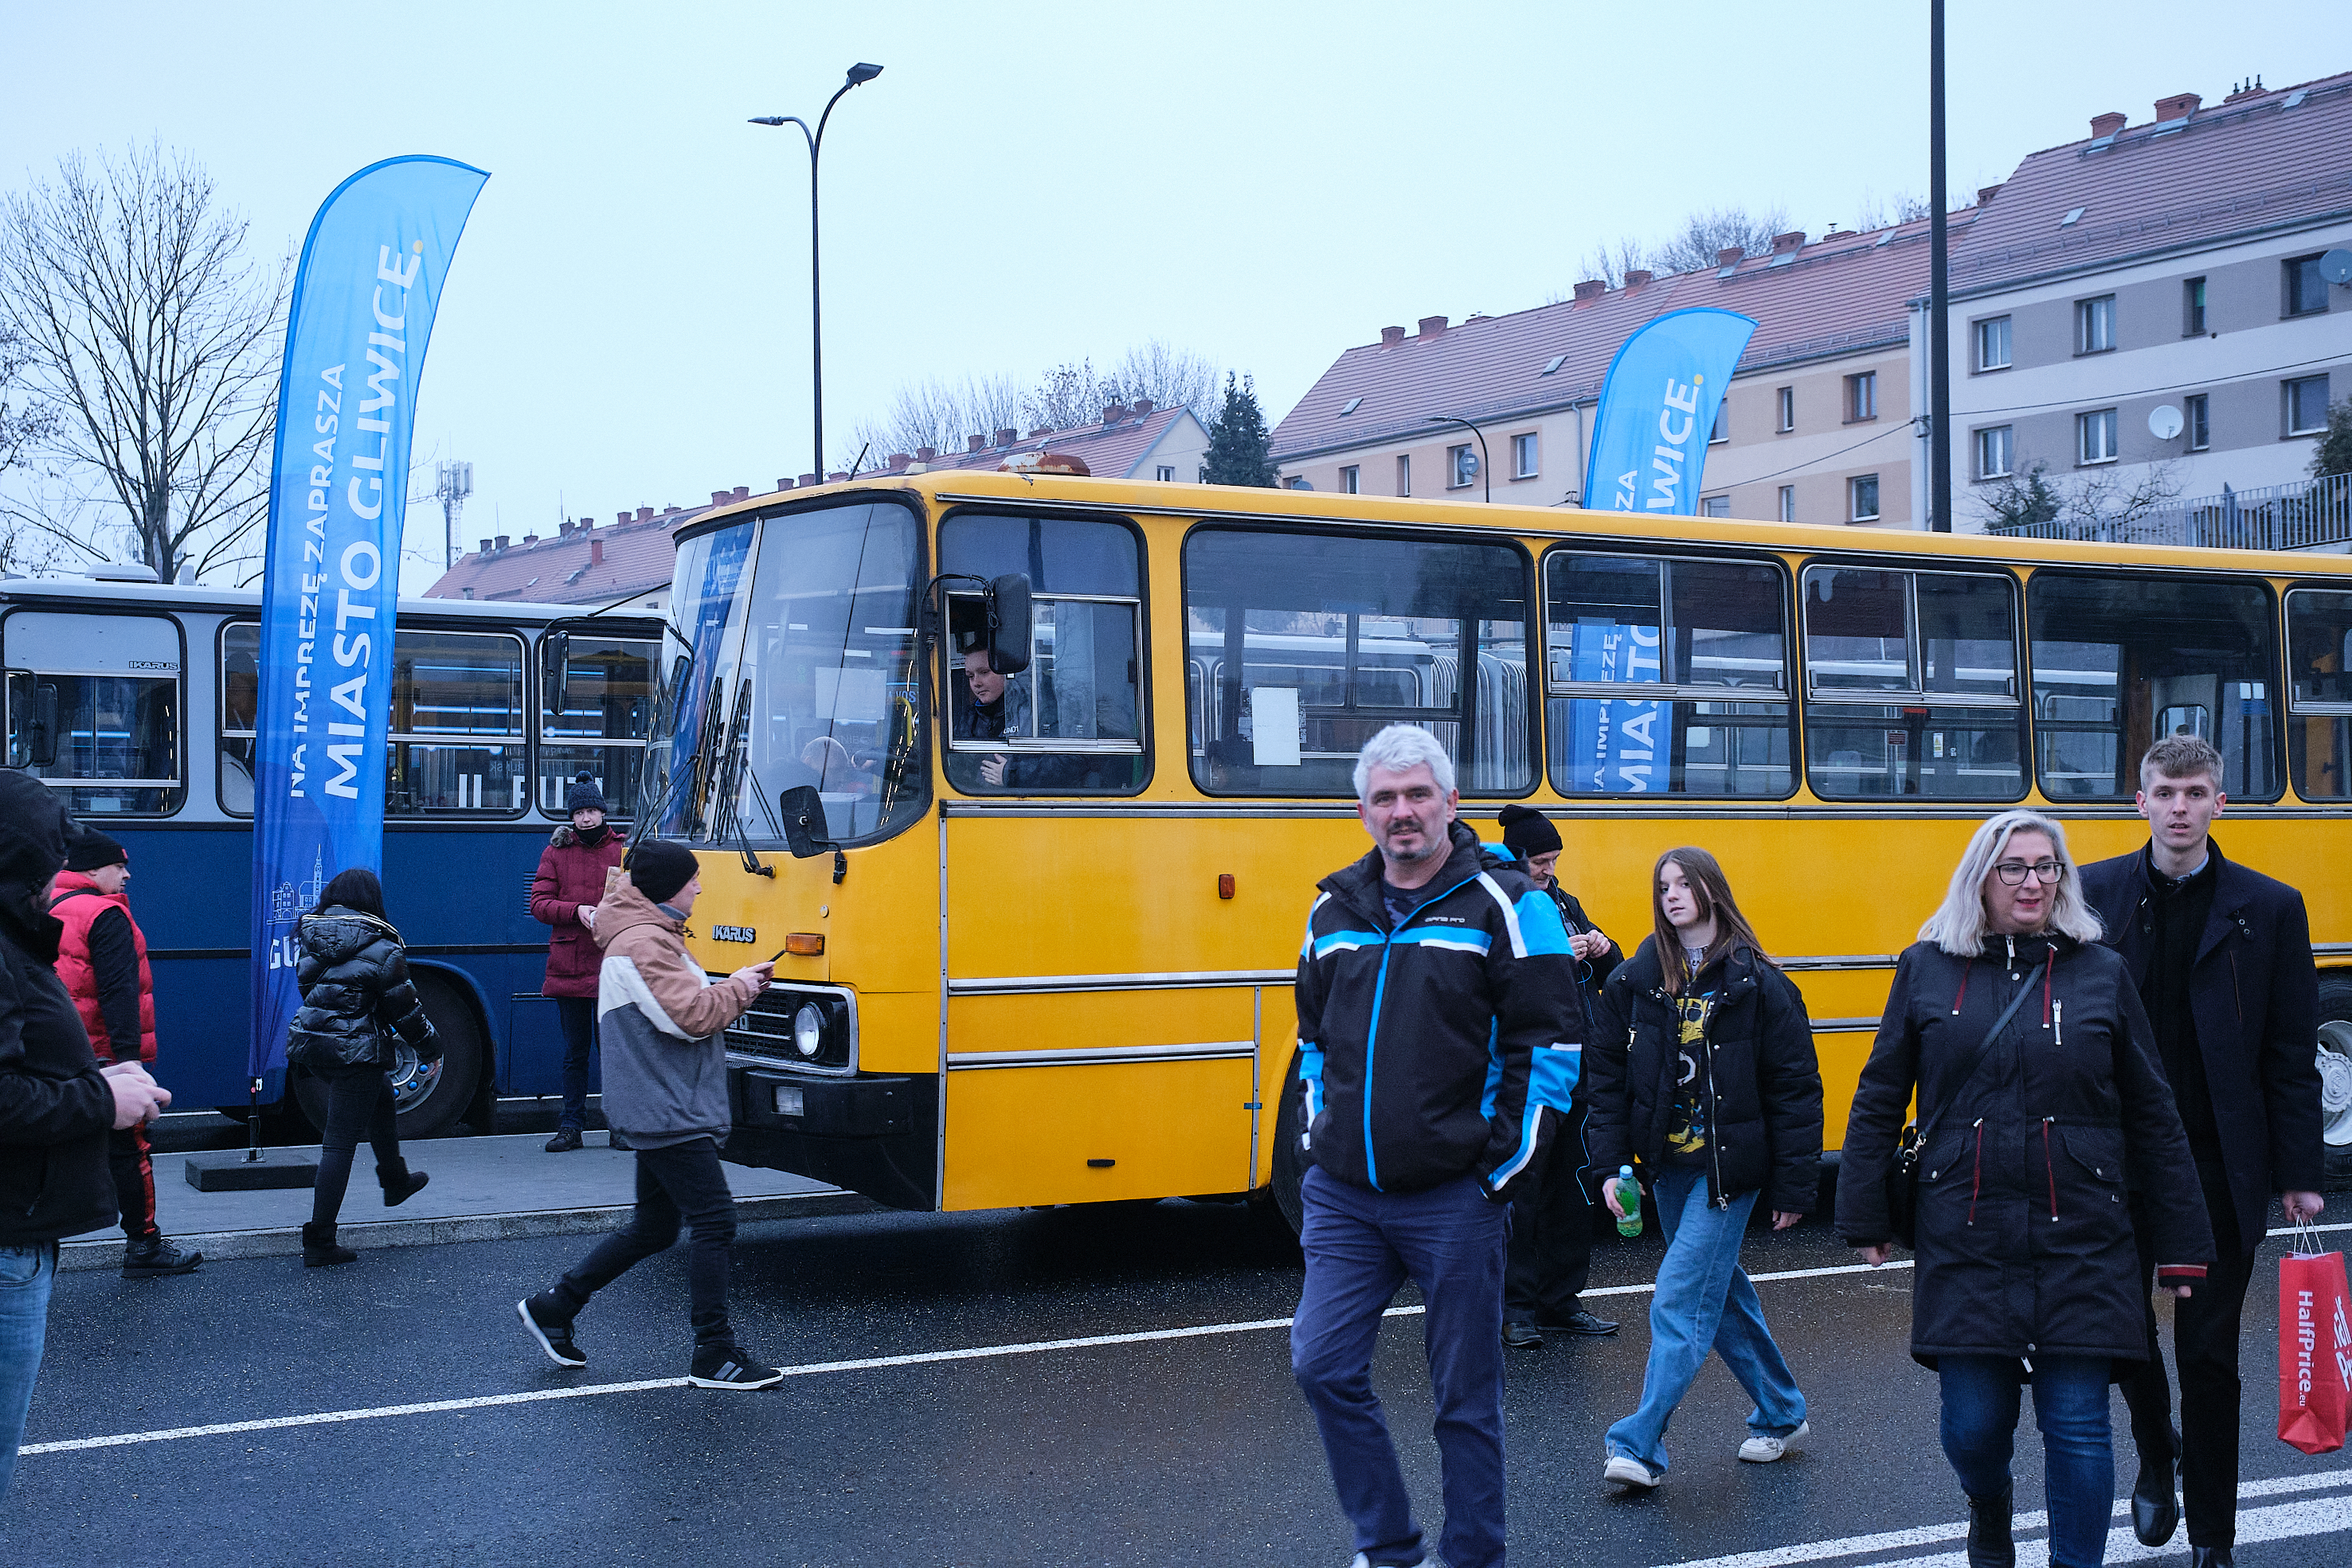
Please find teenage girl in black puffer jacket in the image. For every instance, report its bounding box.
[288,868,439,1265]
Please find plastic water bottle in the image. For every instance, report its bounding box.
[1614,1165,1643,1238]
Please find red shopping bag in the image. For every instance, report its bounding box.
[2278,1234,2350,1456]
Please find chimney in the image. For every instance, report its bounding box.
[1101,402,1128,425]
[777,477,795,491]
[2222,79,2264,104]
[590,538,605,567]
[1380,325,1407,347]
[2089,110,2127,138]
[1716,246,1744,268]
[522,534,538,547]
[479,538,492,555]
[1623,268,1653,287]
[915,445,937,462]
[495,534,510,552]
[2154,92,2201,122]
[1978,183,2003,205]
[732,485,749,502]
[827,471,848,483]
[1028,427,1051,439]
[969,435,986,452]
[556,520,571,538]
[797,474,818,488]
[662,505,679,515]
[711,490,730,506]
[636,506,653,523]
[1417,315,1448,341]
[1132,397,1154,416]
[1572,280,1606,301]
[994,428,1016,447]
[887,452,910,472]
[1771,230,1806,253]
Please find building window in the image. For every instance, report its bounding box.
[1156,464,1176,482]
[1778,485,1796,522]
[1975,424,2013,479]
[2286,254,2330,317]
[2183,277,2207,335]
[2077,408,2119,463]
[1339,464,1360,494]
[1709,403,1728,444]
[1845,372,1877,422]
[1776,386,1794,432]
[1395,454,1411,496]
[2286,374,2331,436]
[1511,433,1537,479]
[2184,393,2209,451]
[2075,295,2116,354]
[1849,474,1880,522]
[1974,315,2011,370]
[1447,444,1477,490]
[1701,495,1731,517]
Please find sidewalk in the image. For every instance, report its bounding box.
[61,1132,872,1272]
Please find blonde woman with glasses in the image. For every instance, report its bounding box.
[1837,810,2214,1568]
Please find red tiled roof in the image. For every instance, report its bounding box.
[421,502,718,605]
[893,403,1199,479]
[1270,213,1976,462]
[1949,71,2352,296]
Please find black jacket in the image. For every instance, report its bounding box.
[288,906,440,1070]
[2080,839,2323,1246]
[1587,940,1824,1213]
[1838,933,2215,1367]
[1293,822,1583,1199]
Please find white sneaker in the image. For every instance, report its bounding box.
[1603,1453,1661,1489]
[1739,1420,1810,1463]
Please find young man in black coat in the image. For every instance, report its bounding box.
[2079,734,2325,1567]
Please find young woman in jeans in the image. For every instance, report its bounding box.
[1586,847,1823,1491]
[1837,810,2213,1567]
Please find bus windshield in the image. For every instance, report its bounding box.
[648,500,927,847]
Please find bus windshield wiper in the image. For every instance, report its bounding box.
[711,678,773,878]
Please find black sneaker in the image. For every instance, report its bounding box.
[544,1128,583,1153]
[517,1294,586,1368]
[1540,1308,1620,1336]
[688,1342,783,1390]
[121,1238,203,1278]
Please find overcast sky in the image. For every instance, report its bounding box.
[2,1,2330,591]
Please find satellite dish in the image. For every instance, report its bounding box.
[2321,248,2352,285]
[2149,404,2185,440]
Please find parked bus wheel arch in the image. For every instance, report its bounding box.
[289,968,487,1141]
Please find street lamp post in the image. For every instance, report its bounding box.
[751,62,883,481]
[1426,416,1490,503]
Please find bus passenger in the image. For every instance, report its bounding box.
[49,829,200,1277]
[1290,725,1581,1568]
[1495,804,1618,1348]
[1839,810,2214,1568]
[1588,848,1821,1491]
[953,643,1029,788]
[533,776,629,1154]
[288,868,439,1266]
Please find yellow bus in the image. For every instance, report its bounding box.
[639,469,2352,1225]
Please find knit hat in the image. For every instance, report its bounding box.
[564,773,608,815]
[625,839,699,905]
[65,827,129,872]
[1497,803,1562,861]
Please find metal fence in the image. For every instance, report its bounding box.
[1988,471,2351,550]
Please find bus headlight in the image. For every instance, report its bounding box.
[793,1003,824,1058]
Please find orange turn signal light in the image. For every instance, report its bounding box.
[783,933,825,956]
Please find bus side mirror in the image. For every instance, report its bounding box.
[986,573,1032,675]
[29,683,59,768]
[777,784,833,858]
[546,630,572,715]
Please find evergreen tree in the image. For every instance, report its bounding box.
[2311,396,2352,480]
[1202,372,1277,487]
[1978,459,2062,530]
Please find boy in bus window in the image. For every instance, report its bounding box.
[953,645,1029,788]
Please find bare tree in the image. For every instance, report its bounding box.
[1647,205,1789,275]
[1102,338,1220,425]
[1575,236,1650,291]
[0,143,288,583]
[845,371,1027,467]
[841,340,1227,470]
[1024,358,1107,433]
[1854,190,1933,231]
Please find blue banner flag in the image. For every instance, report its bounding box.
[248,157,487,1082]
[1583,307,1755,518]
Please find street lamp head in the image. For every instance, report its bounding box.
[847,62,883,84]
[748,116,789,126]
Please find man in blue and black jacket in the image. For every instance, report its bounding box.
[1290,725,1582,1568]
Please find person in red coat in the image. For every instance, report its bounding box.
[533,776,629,1152]
[49,828,201,1277]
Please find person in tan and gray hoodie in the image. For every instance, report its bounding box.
[515,839,779,1389]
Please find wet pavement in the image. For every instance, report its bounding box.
[6,1199,2349,1566]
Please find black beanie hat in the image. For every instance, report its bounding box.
[1497,803,1563,861]
[626,839,698,905]
[564,773,608,815]
[65,827,129,873]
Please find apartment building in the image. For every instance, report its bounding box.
[1917,72,2352,532]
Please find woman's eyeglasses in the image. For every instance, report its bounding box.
[1992,859,2064,886]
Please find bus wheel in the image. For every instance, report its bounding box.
[1259,1050,1306,1237]
[288,977,484,1142]
[2319,975,2352,1190]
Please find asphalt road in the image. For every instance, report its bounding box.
[6,1200,2349,1566]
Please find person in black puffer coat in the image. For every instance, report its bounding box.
[288,867,439,1265]
[1838,809,2213,1568]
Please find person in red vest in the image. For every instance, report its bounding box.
[532,776,630,1152]
[49,828,201,1278]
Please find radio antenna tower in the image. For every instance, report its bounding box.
[434,460,475,570]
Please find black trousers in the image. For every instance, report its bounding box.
[1504,1099,1597,1323]
[554,1136,738,1347]
[108,1124,158,1244]
[310,1065,405,1229]
[2124,1160,2261,1549]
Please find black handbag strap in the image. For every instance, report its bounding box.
[1910,965,2039,1151]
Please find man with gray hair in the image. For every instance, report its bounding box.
[2080,733,2324,1566]
[1290,725,1583,1568]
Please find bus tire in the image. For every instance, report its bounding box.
[288,976,484,1142]
[1262,1049,1307,1238]
[2319,973,2352,1191]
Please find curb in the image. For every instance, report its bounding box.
[61,1189,883,1273]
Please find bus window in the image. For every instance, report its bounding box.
[940,513,1145,794]
[2286,588,2352,800]
[1544,551,1791,796]
[4,611,185,815]
[538,632,656,817]
[2028,572,2277,800]
[387,630,526,815]
[1184,527,1531,795]
[1803,566,2022,800]
[220,620,260,814]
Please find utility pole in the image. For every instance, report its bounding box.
[1927,0,1952,532]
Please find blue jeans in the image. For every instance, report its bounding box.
[0,1242,58,1508]
[1939,1354,2112,1568]
[1292,1165,1509,1568]
[1605,1167,1806,1474]
[556,996,597,1132]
